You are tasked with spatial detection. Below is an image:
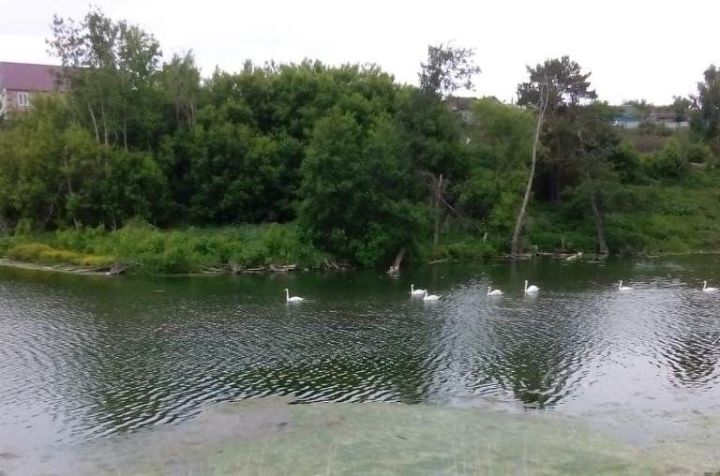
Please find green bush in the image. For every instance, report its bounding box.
[647,140,690,178]
[6,242,116,268]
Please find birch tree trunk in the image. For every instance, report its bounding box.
[588,183,609,255]
[433,174,443,251]
[511,83,549,256]
[88,105,100,143]
[101,102,109,147]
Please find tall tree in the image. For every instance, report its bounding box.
[518,56,597,201]
[159,52,201,129]
[690,65,720,142]
[671,96,691,125]
[512,56,597,254]
[418,43,481,98]
[511,78,548,256]
[299,109,425,267]
[573,102,624,254]
[47,7,162,149]
[458,98,534,238]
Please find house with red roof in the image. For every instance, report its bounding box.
[0,62,65,117]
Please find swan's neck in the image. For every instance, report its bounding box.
[618,281,622,289]
[411,284,414,292]
[285,289,290,299]
[704,281,707,290]
[524,281,528,291]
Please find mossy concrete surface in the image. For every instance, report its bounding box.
[4,398,719,475]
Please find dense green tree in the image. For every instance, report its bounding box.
[0,96,170,229]
[517,56,598,202]
[671,96,691,124]
[459,98,534,239]
[299,110,427,266]
[48,7,162,149]
[0,97,69,228]
[159,52,202,129]
[4,7,716,267]
[690,65,720,142]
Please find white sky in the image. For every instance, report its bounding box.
[1,0,717,104]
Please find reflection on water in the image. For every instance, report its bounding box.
[1,255,720,450]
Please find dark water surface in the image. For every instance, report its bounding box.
[1,256,720,471]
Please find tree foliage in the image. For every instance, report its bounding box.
[419,43,481,98]
[48,7,162,148]
[2,9,719,267]
[691,65,720,142]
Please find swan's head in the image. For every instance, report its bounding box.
[284,288,289,292]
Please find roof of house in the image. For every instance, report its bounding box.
[650,111,683,121]
[0,61,64,92]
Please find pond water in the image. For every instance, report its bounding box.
[1,255,720,473]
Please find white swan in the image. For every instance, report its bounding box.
[617,281,633,292]
[487,286,503,296]
[285,288,304,302]
[410,283,426,297]
[524,280,539,294]
[566,251,583,261]
[703,281,718,293]
[423,290,440,301]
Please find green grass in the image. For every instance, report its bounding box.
[1,222,328,274]
[5,242,116,268]
[525,173,720,254]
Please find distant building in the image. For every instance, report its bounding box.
[612,104,689,130]
[612,105,642,129]
[648,111,689,129]
[0,62,65,117]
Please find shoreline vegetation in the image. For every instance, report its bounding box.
[2,9,720,275]
[2,220,720,276]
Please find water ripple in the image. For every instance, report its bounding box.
[1,257,720,446]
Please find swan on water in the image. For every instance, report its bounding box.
[423,290,440,301]
[487,286,503,296]
[285,288,304,302]
[617,281,633,292]
[566,251,584,261]
[524,280,539,294]
[703,281,718,293]
[410,284,426,297]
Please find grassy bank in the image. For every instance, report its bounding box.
[0,224,500,275]
[0,222,328,275]
[526,174,720,254]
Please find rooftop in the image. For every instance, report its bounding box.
[0,61,65,92]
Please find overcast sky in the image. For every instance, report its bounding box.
[1,0,717,104]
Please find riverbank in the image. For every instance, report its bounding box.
[2,214,720,276]
[0,223,330,275]
[0,221,504,275]
[5,398,719,475]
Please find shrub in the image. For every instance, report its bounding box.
[6,242,116,268]
[647,140,689,178]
